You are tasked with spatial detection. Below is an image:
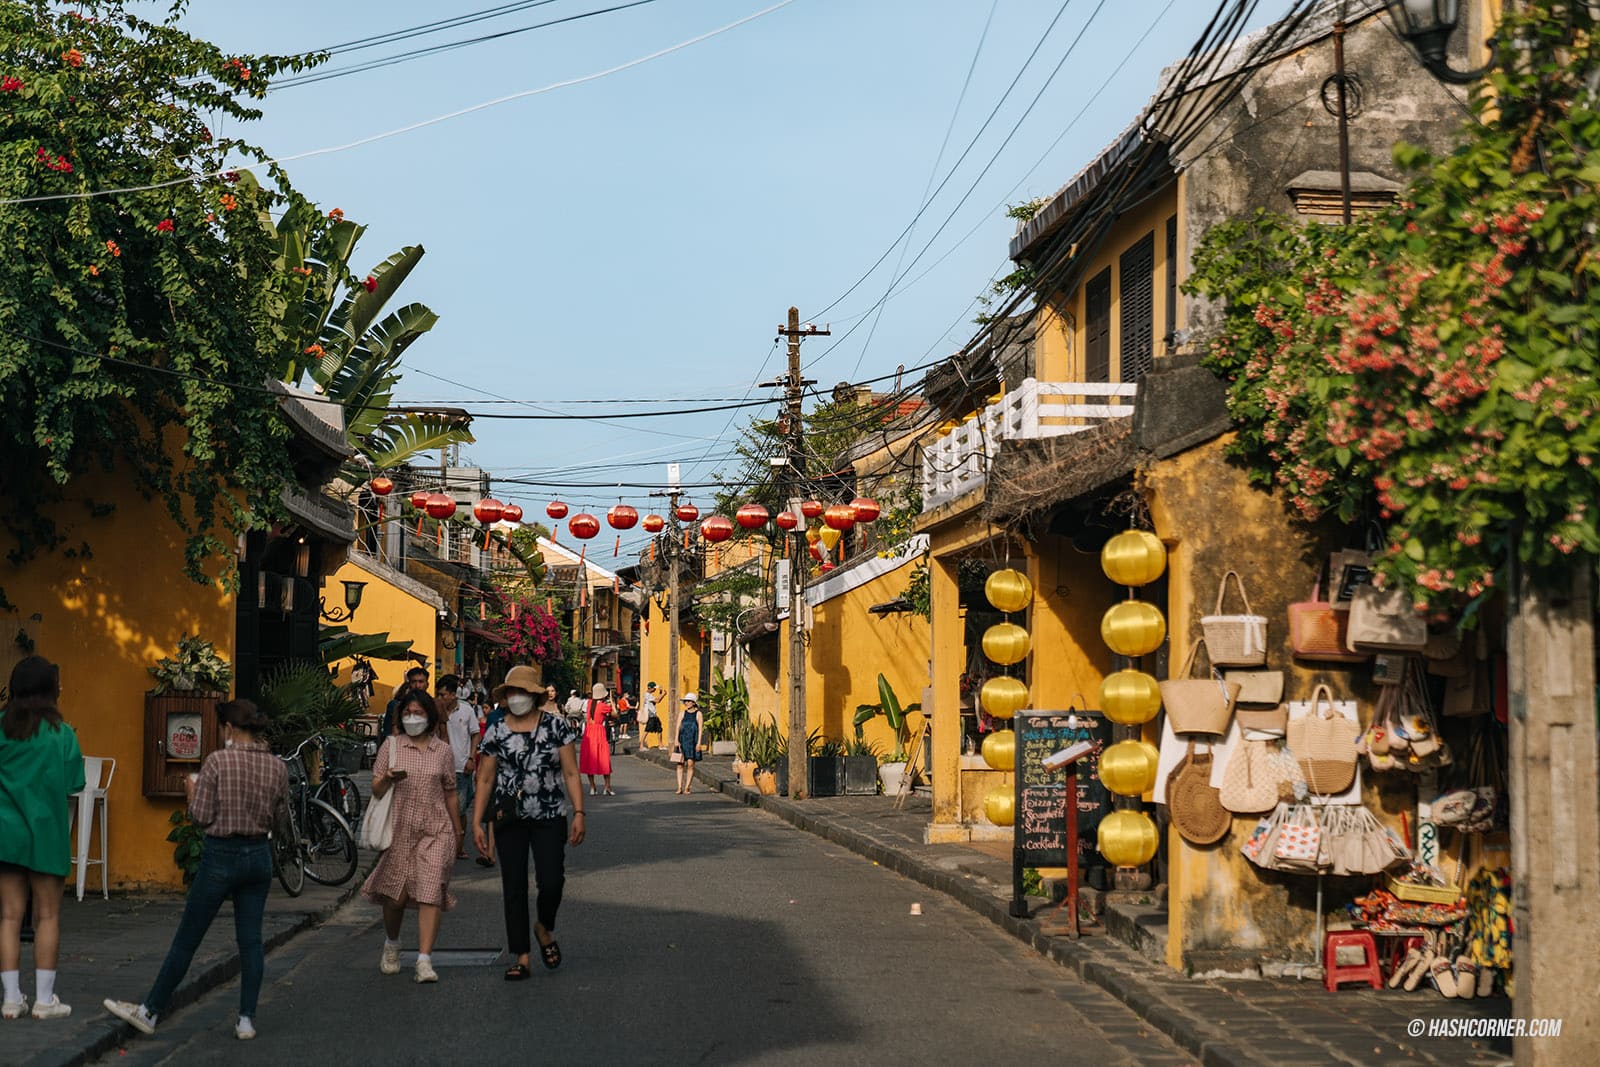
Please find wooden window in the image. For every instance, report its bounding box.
[1084,267,1111,383]
[1120,232,1155,383]
[1164,215,1178,346]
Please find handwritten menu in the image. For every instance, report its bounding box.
[1013,710,1108,867]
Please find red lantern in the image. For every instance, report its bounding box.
[424,493,456,519]
[642,513,665,533]
[774,510,799,531]
[735,503,769,530]
[800,500,824,519]
[809,544,823,561]
[819,562,836,572]
[370,476,394,497]
[501,503,524,523]
[473,498,504,524]
[409,490,430,511]
[824,504,856,532]
[700,515,735,543]
[849,496,880,523]
[675,502,700,523]
[546,501,569,520]
[569,513,600,540]
[607,504,639,530]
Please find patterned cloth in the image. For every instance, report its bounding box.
[361,735,459,910]
[481,711,578,820]
[579,700,612,776]
[189,746,288,838]
[1466,866,1513,994]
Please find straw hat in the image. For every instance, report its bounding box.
[493,664,542,703]
[591,682,609,700]
[681,692,698,704]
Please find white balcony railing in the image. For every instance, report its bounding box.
[922,378,1137,509]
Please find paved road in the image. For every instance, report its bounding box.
[92,757,1195,1066]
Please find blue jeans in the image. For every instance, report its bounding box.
[145,836,272,1019]
[456,772,475,829]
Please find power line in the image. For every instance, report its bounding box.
[312,0,565,56]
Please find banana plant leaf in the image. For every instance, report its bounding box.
[318,627,416,665]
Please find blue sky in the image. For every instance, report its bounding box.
[175,0,1280,555]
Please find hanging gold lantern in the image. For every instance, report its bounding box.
[1100,601,1166,657]
[981,622,1031,665]
[980,729,1015,771]
[1099,669,1163,725]
[1101,529,1167,587]
[818,526,843,552]
[1098,740,1160,797]
[984,568,1033,613]
[982,784,1015,826]
[979,676,1028,719]
[1097,809,1159,867]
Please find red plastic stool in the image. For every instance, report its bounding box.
[1324,930,1383,991]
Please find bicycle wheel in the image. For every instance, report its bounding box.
[303,797,358,887]
[328,773,363,826]
[272,806,306,897]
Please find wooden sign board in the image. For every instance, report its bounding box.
[1010,709,1108,925]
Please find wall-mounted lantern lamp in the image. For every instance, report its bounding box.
[320,579,367,622]
[1386,0,1493,84]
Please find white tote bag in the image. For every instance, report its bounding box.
[358,740,398,851]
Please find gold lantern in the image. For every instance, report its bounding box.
[1100,529,1167,587]
[1097,809,1159,867]
[982,784,1015,826]
[818,526,843,552]
[984,568,1033,613]
[1099,669,1163,725]
[979,676,1028,719]
[1100,601,1166,657]
[980,729,1016,771]
[982,622,1031,665]
[1098,740,1160,797]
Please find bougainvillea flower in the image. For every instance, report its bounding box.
[156,218,174,233]
[0,77,22,92]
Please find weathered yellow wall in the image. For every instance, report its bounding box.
[1,475,235,890]
[324,561,438,713]
[1030,534,1121,709]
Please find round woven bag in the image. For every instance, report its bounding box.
[1167,743,1231,845]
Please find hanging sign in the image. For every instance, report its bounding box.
[1010,709,1110,920]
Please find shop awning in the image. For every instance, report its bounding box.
[463,624,509,646]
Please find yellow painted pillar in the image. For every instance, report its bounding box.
[927,553,966,840]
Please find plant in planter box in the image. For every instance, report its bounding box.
[149,635,232,695]
[143,636,233,798]
[843,736,882,796]
[807,731,848,798]
[703,670,748,748]
[854,674,921,795]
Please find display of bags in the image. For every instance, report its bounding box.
[1201,571,1269,666]
[1160,639,1240,735]
[1286,684,1361,795]
[1272,804,1324,871]
[1167,742,1231,845]
[1236,704,1289,737]
[1346,583,1427,653]
[1289,561,1369,664]
[1224,670,1284,705]
[1218,738,1281,814]
[1242,803,1406,875]
[1442,631,1495,717]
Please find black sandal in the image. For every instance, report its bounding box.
[539,940,562,970]
[504,963,531,981]
[475,857,495,868]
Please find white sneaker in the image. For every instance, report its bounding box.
[235,1016,256,1040]
[1,997,27,1020]
[31,996,70,1020]
[380,943,401,975]
[104,999,158,1035]
[414,958,438,984]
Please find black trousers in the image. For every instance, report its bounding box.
[494,816,568,955]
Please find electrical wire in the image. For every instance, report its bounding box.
[312,0,566,56]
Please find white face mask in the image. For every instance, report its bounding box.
[401,715,428,736]
[506,693,536,717]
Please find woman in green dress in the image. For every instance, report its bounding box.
[0,656,85,1021]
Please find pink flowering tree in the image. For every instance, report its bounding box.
[490,597,564,663]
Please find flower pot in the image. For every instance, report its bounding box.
[755,768,778,795]
[808,756,845,797]
[878,760,909,796]
[736,760,758,787]
[843,755,879,796]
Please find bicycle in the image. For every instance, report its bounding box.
[270,736,358,895]
[313,735,364,828]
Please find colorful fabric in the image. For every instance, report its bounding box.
[188,746,288,838]
[1466,866,1513,994]
[0,719,85,876]
[481,711,579,820]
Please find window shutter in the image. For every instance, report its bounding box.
[1085,268,1112,383]
[1164,215,1178,346]
[1120,232,1155,382]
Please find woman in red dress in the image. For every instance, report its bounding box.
[578,683,613,796]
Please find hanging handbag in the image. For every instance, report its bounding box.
[1160,639,1240,735]
[1201,570,1269,666]
[359,739,399,851]
[1442,630,1494,717]
[1240,803,1288,866]
[1236,704,1288,737]
[1272,804,1324,871]
[1218,738,1281,814]
[1167,742,1231,845]
[1224,670,1284,705]
[1286,684,1361,795]
[1288,561,1368,663]
[1346,583,1427,653]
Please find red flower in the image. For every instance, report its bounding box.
[0,77,22,92]
[362,276,377,293]
[156,218,174,233]
[62,49,84,68]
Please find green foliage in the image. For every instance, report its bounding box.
[166,809,204,886]
[148,634,232,694]
[692,567,764,636]
[702,669,748,742]
[317,626,414,665]
[852,672,922,762]
[257,661,363,752]
[735,719,786,768]
[1182,0,1600,608]
[844,735,881,760]
[1022,867,1043,897]
[903,561,931,619]
[807,729,847,758]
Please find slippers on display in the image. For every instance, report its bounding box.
[1430,956,1459,998]
[1403,950,1432,992]
[1388,947,1423,989]
[1453,956,1478,998]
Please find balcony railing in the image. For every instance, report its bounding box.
[922,378,1137,509]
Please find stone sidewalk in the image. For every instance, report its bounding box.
[630,745,1517,1067]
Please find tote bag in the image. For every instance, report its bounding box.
[1160,639,1240,735]
[1289,561,1368,664]
[358,739,398,851]
[1346,583,1427,654]
[1201,571,1269,667]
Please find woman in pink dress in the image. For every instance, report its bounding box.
[578,682,613,796]
[362,691,462,984]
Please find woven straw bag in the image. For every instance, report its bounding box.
[1225,670,1283,705]
[1236,704,1288,736]
[1160,639,1239,735]
[1346,583,1426,654]
[1285,684,1360,795]
[1288,562,1368,664]
[1201,571,1269,667]
[1218,738,1280,814]
[1167,742,1231,845]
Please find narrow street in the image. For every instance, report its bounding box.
[92,756,1193,1066]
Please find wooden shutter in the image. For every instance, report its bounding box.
[1084,268,1112,383]
[1164,215,1178,346]
[1120,232,1155,382]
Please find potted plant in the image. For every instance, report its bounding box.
[744,721,786,796]
[853,673,921,796]
[807,731,847,798]
[704,670,748,756]
[843,736,881,796]
[732,721,760,786]
[143,636,233,798]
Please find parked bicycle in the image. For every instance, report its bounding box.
[313,735,364,828]
[270,735,358,895]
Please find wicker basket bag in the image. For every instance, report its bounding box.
[1159,638,1240,736]
[1201,571,1269,667]
[1285,683,1361,795]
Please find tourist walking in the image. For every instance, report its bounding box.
[0,656,84,1021]
[473,665,585,980]
[379,665,429,739]
[673,692,706,795]
[637,683,657,748]
[578,683,614,796]
[440,675,480,862]
[103,699,287,1041]
[362,691,462,984]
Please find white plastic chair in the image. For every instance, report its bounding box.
[69,757,114,901]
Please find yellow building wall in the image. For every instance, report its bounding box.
[1029,534,1121,709]
[1,476,236,890]
[323,561,439,713]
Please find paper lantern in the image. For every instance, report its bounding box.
[849,497,881,523]
[984,568,1033,613]
[808,544,823,561]
[982,784,1015,826]
[569,513,600,540]
[675,502,700,523]
[424,493,456,519]
[409,490,429,511]
[823,504,856,531]
[818,526,842,552]
[500,503,523,523]
[473,498,504,524]
[735,503,769,529]
[981,622,1030,666]
[800,500,824,518]
[607,504,638,530]
[369,476,394,497]
[819,562,836,572]
[546,501,569,520]
[805,527,821,545]
[1100,669,1163,725]
[1101,601,1166,657]
[775,510,799,531]
[642,513,665,533]
[979,676,1028,719]
[1101,529,1167,587]
[1097,810,1159,867]
[700,515,735,543]
[980,729,1015,771]
[1099,740,1160,797]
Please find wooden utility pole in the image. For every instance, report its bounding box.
[651,487,684,734]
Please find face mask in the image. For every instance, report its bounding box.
[401,716,428,736]
[507,693,535,716]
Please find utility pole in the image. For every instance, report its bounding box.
[770,308,825,798]
[650,484,684,745]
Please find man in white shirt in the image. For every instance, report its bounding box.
[438,674,479,861]
[639,682,659,749]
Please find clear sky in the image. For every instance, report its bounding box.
[173,0,1282,557]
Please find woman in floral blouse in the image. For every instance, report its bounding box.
[473,665,585,980]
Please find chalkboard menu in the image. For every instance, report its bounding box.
[1012,710,1109,866]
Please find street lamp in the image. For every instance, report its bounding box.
[319,579,367,622]
[1386,0,1493,84]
